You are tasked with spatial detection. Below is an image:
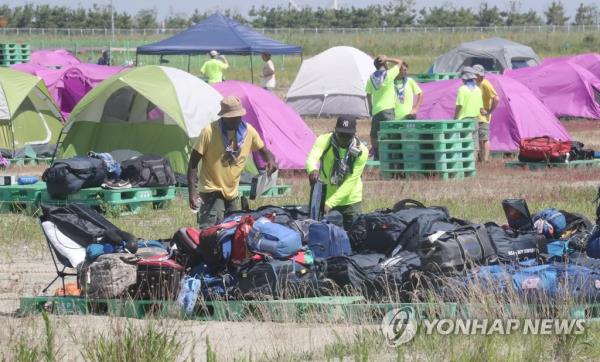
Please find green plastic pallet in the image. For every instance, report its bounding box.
[8,157,53,166]
[381,168,477,181]
[505,159,600,170]
[380,139,475,153]
[0,182,45,214]
[366,159,380,168]
[380,158,475,172]
[380,120,475,132]
[41,185,176,214]
[0,60,24,67]
[380,149,475,163]
[380,129,474,142]
[412,73,460,83]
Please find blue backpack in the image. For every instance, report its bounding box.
[248,217,302,259]
[532,208,567,238]
[307,222,352,258]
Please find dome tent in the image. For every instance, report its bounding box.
[506,61,600,119]
[213,81,316,170]
[417,74,570,152]
[543,53,600,79]
[0,68,63,155]
[58,66,222,173]
[286,46,373,117]
[431,37,541,73]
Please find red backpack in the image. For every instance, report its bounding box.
[171,220,239,267]
[231,215,255,264]
[518,136,571,163]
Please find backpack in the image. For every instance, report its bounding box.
[324,253,385,296]
[231,215,254,264]
[365,251,422,301]
[307,222,352,259]
[120,154,175,187]
[518,136,571,163]
[560,211,593,251]
[485,222,547,264]
[79,253,138,299]
[569,141,595,161]
[532,208,567,239]
[248,218,302,259]
[42,156,107,197]
[172,220,238,267]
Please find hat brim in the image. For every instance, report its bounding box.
[335,127,356,134]
[461,73,476,80]
[218,108,246,118]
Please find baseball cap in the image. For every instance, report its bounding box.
[209,50,219,57]
[335,115,357,134]
[472,64,485,76]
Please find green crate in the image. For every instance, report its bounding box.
[0,59,25,67]
[0,182,45,215]
[8,157,52,166]
[380,120,475,132]
[380,139,475,153]
[380,168,477,181]
[380,129,474,142]
[380,158,475,172]
[380,149,475,163]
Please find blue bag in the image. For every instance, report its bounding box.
[307,222,352,258]
[532,208,567,238]
[248,217,302,259]
[511,264,559,298]
[586,227,600,259]
[177,276,201,314]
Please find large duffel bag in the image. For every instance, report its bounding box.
[485,222,547,264]
[42,156,107,197]
[120,154,175,187]
[129,257,185,300]
[365,251,422,301]
[248,217,302,259]
[518,136,571,163]
[324,253,384,296]
[79,253,138,299]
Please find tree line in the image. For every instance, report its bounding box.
[0,1,597,29]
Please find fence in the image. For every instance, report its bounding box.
[0,24,599,37]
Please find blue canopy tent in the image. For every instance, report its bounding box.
[136,13,302,82]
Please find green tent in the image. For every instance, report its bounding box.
[0,68,63,154]
[58,65,223,173]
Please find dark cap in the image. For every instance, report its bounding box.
[335,115,357,134]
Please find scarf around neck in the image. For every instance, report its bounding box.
[370,67,387,90]
[219,119,248,164]
[395,77,408,103]
[329,134,359,187]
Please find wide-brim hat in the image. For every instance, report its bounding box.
[218,96,246,118]
[461,66,477,80]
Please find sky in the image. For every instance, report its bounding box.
[4,0,582,19]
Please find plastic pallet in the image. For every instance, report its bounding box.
[0,182,45,214]
[8,157,52,166]
[380,139,475,153]
[380,129,474,142]
[381,168,477,181]
[380,120,475,132]
[0,54,28,61]
[41,186,176,214]
[505,159,600,171]
[380,149,475,163]
[380,158,475,172]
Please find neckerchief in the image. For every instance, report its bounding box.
[395,77,408,103]
[465,79,477,89]
[219,119,248,165]
[370,67,387,90]
[329,134,358,187]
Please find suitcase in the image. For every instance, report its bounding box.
[129,256,185,300]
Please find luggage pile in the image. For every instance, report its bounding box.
[41,191,600,311]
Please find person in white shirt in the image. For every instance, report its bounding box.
[261,52,276,91]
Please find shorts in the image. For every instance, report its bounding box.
[478,122,490,141]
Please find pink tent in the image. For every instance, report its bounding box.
[28,49,80,68]
[213,81,316,170]
[543,53,600,79]
[506,61,600,119]
[12,62,125,118]
[417,74,570,152]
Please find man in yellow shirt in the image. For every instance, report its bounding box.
[187,96,277,227]
[306,115,369,230]
[454,67,485,121]
[473,64,500,162]
[394,62,423,120]
[200,50,229,84]
[365,54,403,160]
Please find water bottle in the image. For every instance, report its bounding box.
[17,176,38,185]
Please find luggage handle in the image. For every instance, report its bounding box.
[393,199,425,212]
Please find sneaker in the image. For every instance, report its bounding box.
[102,179,132,190]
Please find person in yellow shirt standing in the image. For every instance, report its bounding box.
[365,55,403,160]
[306,116,369,230]
[473,64,500,162]
[454,67,485,121]
[394,62,423,120]
[200,50,229,84]
[187,96,277,228]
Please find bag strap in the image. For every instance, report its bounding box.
[392,199,425,211]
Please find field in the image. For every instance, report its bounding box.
[2,31,600,360]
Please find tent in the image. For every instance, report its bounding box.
[506,61,600,119]
[0,68,64,154]
[543,53,600,79]
[28,49,81,68]
[213,81,316,170]
[58,66,222,173]
[417,74,570,152]
[12,62,126,117]
[431,38,541,73]
[136,13,302,80]
[286,46,373,117]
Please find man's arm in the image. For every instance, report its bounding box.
[306,135,328,186]
[220,56,229,69]
[366,94,372,116]
[384,56,403,66]
[454,105,462,120]
[412,92,424,114]
[258,147,277,176]
[187,149,203,210]
[489,95,500,113]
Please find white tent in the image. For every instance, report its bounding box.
[286,46,373,117]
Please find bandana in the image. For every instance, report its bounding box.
[329,135,359,187]
[219,119,248,166]
[370,68,387,90]
[465,79,477,89]
[395,77,407,103]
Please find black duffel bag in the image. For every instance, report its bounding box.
[42,156,107,197]
[485,222,547,263]
[121,155,175,187]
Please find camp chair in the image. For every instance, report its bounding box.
[39,219,80,295]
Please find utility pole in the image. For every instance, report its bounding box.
[332,0,338,10]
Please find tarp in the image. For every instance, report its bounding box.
[431,37,541,73]
[12,62,126,117]
[506,61,600,119]
[0,68,63,153]
[213,80,316,170]
[28,49,80,68]
[59,65,222,173]
[137,13,301,56]
[417,74,570,152]
[286,46,373,117]
[543,53,600,79]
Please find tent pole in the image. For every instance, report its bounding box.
[135,52,139,67]
[250,53,254,84]
[187,54,191,72]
